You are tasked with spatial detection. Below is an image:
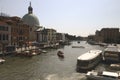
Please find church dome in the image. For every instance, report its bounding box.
[22,14,39,26]
[22,2,40,27]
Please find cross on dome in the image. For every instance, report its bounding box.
[28,1,33,14]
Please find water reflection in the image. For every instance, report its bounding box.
[0,41,104,80]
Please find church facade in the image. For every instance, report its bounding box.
[22,2,40,42]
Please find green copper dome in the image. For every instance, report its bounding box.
[22,13,40,26]
[22,2,40,27]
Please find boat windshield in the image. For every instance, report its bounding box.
[77,60,89,67]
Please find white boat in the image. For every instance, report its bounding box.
[77,50,102,71]
[103,45,120,62]
[0,58,5,64]
[42,50,47,53]
[110,64,120,70]
[86,70,120,80]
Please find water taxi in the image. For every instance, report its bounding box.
[57,51,64,58]
[0,58,5,64]
[103,45,120,63]
[77,50,102,71]
[86,70,120,80]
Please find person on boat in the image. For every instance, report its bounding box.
[58,51,64,54]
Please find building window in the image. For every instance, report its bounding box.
[6,27,8,31]
[0,34,1,40]
[30,28,32,31]
[0,26,2,30]
[6,35,8,40]
[3,34,5,40]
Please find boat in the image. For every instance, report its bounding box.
[19,50,36,57]
[103,45,120,63]
[72,46,85,48]
[57,51,64,58]
[98,43,108,47]
[77,41,80,43]
[42,50,47,53]
[0,58,5,64]
[109,64,120,70]
[21,50,32,57]
[38,49,47,53]
[77,50,102,71]
[86,70,120,80]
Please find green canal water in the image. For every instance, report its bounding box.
[0,41,105,80]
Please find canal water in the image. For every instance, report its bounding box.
[0,41,105,80]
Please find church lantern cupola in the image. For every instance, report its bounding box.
[28,2,33,14]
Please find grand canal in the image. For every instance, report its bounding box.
[0,41,105,80]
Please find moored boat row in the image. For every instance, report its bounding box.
[14,48,47,57]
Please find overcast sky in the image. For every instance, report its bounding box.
[0,0,120,37]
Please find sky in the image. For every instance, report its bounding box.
[0,0,120,37]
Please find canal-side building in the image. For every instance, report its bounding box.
[56,33,66,42]
[0,20,11,51]
[22,2,40,42]
[88,35,95,41]
[46,28,57,44]
[36,27,48,43]
[0,16,30,47]
[95,28,119,43]
[94,30,103,43]
[9,17,29,46]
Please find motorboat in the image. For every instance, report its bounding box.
[42,50,47,53]
[110,64,120,70]
[86,70,120,80]
[77,41,80,43]
[57,51,64,58]
[22,50,32,57]
[103,45,120,63]
[0,58,5,64]
[77,50,102,71]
